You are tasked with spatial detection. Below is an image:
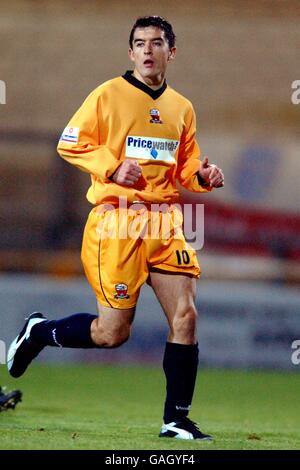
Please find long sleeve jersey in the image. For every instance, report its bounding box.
[57,70,211,205]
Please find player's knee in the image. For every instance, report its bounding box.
[93,324,131,348]
[172,305,198,336]
[105,330,130,348]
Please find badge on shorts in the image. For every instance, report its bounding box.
[114,283,130,299]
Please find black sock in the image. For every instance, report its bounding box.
[163,341,199,424]
[30,313,98,348]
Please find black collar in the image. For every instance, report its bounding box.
[122,70,167,100]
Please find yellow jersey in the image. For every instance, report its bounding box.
[57,71,210,205]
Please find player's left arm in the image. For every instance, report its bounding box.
[197,156,224,188]
[176,104,224,192]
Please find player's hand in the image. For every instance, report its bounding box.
[112,160,142,186]
[198,156,224,188]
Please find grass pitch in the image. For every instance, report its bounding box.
[0,364,300,450]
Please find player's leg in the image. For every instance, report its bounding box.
[150,271,197,344]
[150,270,212,440]
[7,311,99,378]
[7,206,144,378]
[150,271,198,421]
[150,271,199,422]
[145,205,210,438]
[7,305,136,379]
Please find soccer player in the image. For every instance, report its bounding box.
[0,385,22,411]
[7,16,224,440]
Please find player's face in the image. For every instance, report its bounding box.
[128,27,176,86]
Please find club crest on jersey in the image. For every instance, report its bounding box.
[114,283,130,299]
[149,108,163,124]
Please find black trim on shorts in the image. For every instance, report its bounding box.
[98,238,113,308]
[149,267,197,278]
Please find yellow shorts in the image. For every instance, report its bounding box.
[81,204,200,308]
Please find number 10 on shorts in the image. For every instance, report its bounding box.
[176,250,190,265]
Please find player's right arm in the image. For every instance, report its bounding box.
[57,90,121,181]
[111,160,142,186]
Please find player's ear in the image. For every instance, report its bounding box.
[168,47,176,61]
[128,48,135,62]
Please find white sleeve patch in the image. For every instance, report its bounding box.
[59,126,80,143]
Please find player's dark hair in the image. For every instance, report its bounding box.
[129,16,176,49]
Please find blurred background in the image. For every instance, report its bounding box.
[1,0,299,369]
